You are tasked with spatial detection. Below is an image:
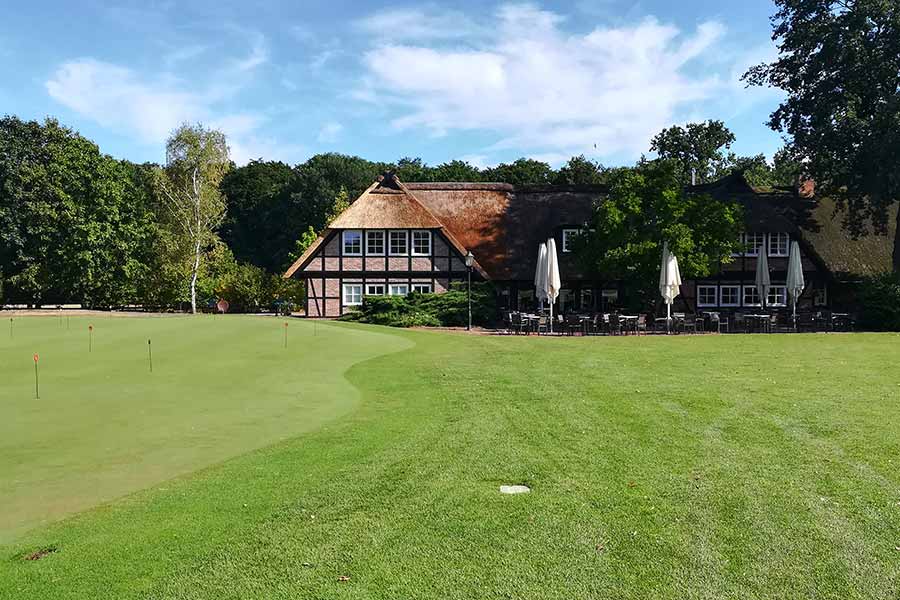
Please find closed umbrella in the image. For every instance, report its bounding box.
[546,238,561,333]
[755,248,771,310]
[786,240,805,327]
[534,243,548,310]
[658,242,682,332]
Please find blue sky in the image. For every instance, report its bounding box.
[0,1,786,168]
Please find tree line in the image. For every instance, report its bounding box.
[0,114,801,311]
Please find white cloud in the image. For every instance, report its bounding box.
[357,4,733,161]
[233,31,269,72]
[44,53,300,165]
[317,121,343,143]
[353,6,485,42]
[46,59,205,143]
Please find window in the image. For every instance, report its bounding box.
[411,230,432,256]
[389,284,409,296]
[697,285,717,307]
[767,285,787,307]
[342,284,362,306]
[813,287,827,307]
[412,283,432,294]
[342,230,362,256]
[768,232,789,257]
[389,230,408,255]
[562,229,579,253]
[365,283,385,296]
[744,232,765,256]
[720,285,740,307]
[366,230,385,255]
[742,286,761,307]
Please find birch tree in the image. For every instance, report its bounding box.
[155,124,230,313]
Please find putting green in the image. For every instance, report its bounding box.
[0,315,411,542]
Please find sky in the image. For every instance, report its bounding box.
[0,0,787,169]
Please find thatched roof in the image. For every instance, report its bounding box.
[694,172,894,279]
[410,183,602,280]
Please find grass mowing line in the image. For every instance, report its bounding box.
[2,329,899,598]
[0,316,412,543]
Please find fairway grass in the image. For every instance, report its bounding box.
[2,322,900,598]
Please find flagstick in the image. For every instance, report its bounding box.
[148,339,153,373]
[88,325,93,353]
[9,317,12,339]
[284,322,288,349]
[33,354,39,399]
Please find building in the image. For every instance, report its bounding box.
[284,171,893,318]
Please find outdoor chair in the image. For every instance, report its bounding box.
[564,314,583,336]
[535,316,549,335]
[708,312,729,333]
[511,312,528,335]
[733,312,747,333]
[682,314,701,334]
[636,314,648,335]
[609,313,622,335]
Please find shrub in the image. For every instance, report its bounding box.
[340,282,496,328]
[858,274,900,331]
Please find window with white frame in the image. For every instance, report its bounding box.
[562,229,580,253]
[366,230,385,255]
[365,283,385,296]
[720,285,740,307]
[389,284,409,296]
[743,285,761,307]
[767,285,787,307]
[342,284,362,306]
[411,230,432,255]
[768,232,789,256]
[697,285,717,307]
[580,289,594,311]
[389,230,408,255]
[342,230,362,256]
[412,283,432,294]
[744,232,765,256]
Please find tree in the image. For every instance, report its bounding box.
[744,0,900,268]
[430,160,484,182]
[0,117,156,307]
[650,121,736,185]
[553,155,607,185]
[575,160,744,309]
[219,160,294,272]
[155,124,230,314]
[483,158,554,185]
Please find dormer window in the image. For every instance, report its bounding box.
[342,230,362,256]
[562,229,579,253]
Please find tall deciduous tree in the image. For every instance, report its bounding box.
[155,124,230,313]
[483,158,554,185]
[575,160,744,309]
[650,120,736,185]
[744,0,900,268]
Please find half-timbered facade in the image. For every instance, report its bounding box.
[284,171,893,318]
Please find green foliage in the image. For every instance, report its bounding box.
[220,160,295,272]
[340,283,496,328]
[0,116,157,307]
[552,155,608,185]
[858,273,900,331]
[745,0,900,266]
[576,160,744,310]
[650,120,736,185]
[483,158,554,186]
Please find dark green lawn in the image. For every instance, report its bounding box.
[2,318,899,599]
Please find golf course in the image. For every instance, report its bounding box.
[1,316,899,599]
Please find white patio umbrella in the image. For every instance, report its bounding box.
[659,242,682,332]
[786,240,805,326]
[546,238,561,333]
[755,247,771,310]
[534,242,548,310]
